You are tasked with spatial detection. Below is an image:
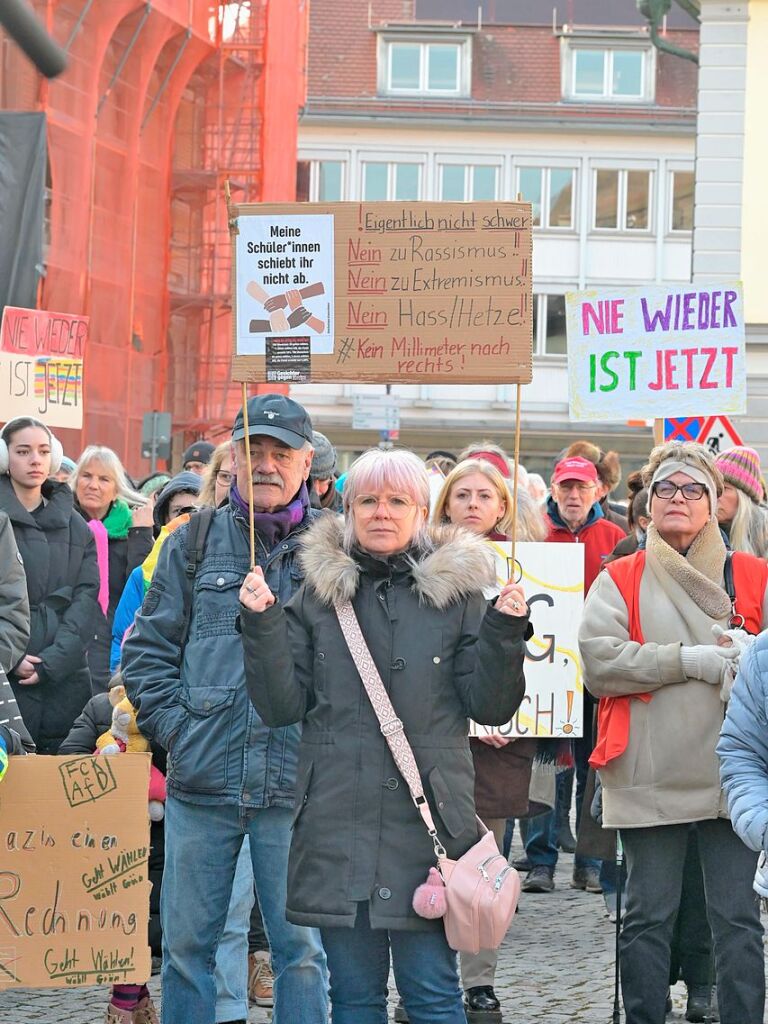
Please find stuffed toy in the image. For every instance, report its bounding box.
[96,685,166,821]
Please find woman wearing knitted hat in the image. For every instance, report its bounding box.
[714,446,768,559]
[579,441,768,1024]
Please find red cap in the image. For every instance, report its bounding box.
[469,450,510,478]
[553,456,598,485]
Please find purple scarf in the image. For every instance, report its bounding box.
[230,481,310,548]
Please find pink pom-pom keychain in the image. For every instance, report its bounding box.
[412,867,447,919]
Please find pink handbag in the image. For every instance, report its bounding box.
[334,601,521,956]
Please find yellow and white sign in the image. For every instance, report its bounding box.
[470,541,585,739]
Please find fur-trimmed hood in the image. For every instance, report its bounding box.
[298,513,495,608]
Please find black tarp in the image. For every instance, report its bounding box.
[0,111,46,311]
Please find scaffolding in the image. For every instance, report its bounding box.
[170,0,268,437]
[0,0,304,468]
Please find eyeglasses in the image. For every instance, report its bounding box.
[555,480,595,493]
[652,480,707,501]
[352,494,417,519]
[216,471,232,485]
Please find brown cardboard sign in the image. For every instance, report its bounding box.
[232,202,532,384]
[0,755,151,989]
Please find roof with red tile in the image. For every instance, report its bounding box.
[304,0,698,131]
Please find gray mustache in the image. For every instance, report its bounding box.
[252,473,282,486]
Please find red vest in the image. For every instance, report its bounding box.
[589,549,767,769]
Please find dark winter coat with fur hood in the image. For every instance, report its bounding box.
[241,515,529,931]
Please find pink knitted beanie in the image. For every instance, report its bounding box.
[715,446,765,504]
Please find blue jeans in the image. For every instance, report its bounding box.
[213,837,253,1022]
[162,796,328,1024]
[320,903,466,1024]
[524,806,600,872]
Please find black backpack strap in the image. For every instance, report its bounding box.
[724,551,735,603]
[723,551,747,630]
[179,507,215,645]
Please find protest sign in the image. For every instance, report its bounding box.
[0,755,151,989]
[469,541,585,739]
[566,284,745,422]
[231,201,532,385]
[0,307,87,429]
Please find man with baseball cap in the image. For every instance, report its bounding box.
[123,394,327,1024]
[182,440,216,475]
[520,454,625,897]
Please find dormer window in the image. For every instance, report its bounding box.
[378,33,471,97]
[563,41,654,103]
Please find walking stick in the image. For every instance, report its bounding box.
[612,830,624,1024]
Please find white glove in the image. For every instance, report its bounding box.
[711,624,755,702]
[680,643,738,686]
[755,851,768,899]
[712,623,754,660]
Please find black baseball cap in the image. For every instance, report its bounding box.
[182,441,215,466]
[231,393,313,449]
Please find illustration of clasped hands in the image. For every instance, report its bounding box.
[246,281,326,334]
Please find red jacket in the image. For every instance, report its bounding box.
[545,499,626,592]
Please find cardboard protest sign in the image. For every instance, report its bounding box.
[566,284,745,422]
[231,202,532,384]
[0,307,87,429]
[0,755,151,989]
[469,542,585,739]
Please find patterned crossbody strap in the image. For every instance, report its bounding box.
[334,600,447,859]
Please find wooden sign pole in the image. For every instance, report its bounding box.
[510,382,523,578]
[225,179,256,569]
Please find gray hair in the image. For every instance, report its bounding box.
[71,445,147,507]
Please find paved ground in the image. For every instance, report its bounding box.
[3,844,762,1022]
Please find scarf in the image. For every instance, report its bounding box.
[645,519,731,620]
[230,481,310,548]
[101,499,133,540]
[82,499,132,615]
[86,520,110,614]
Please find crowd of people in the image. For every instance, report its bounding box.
[2,396,768,1024]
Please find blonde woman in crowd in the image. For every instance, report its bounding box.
[199,441,234,508]
[714,446,768,559]
[432,456,545,1018]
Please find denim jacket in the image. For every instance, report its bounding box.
[122,500,321,807]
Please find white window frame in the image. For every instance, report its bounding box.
[515,165,577,231]
[591,166,654,234]
[533,292,570,358]
[562,41,655,103]
[436,160,500,201]
[309,158,347,202]
[378,35,472,97]
[360,160,424,201]
[667,165,695,235]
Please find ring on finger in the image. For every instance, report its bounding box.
[245,584,255,593]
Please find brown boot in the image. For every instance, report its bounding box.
[248,950,274,1007]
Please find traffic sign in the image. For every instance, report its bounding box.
[697,415,743,455]
[352,395,400,432]
[664,417,705,442]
